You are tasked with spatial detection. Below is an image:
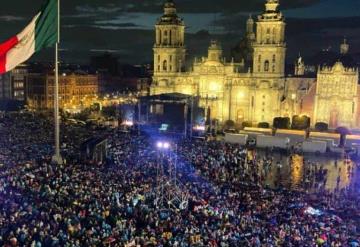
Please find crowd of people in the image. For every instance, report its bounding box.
[0,113,359,246]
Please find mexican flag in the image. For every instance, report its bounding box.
[0,0,58,74]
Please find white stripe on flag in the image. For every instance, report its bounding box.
[5,13,41,72]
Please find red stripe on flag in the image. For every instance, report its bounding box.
[0,58,6,74]
[0,36,19,74]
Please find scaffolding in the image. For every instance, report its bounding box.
[154,142,189,211]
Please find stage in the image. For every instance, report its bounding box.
[138,93,205,138]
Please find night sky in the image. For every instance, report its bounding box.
[0,0,359,64]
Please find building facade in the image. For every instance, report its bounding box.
[150,0,360,129]
[0,73,11,100]
[0,64,28,102]
[10,64,28,101]
[152,0,287,125]
[313,62,358,128]
[27,73,99,111]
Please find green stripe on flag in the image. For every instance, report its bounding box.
[35,0,58,52]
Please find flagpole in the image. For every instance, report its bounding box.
[53,0,62,165]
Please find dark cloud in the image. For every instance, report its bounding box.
[214,15,360,34]
[0,0,322,17]
[0,0,359,65]
[94,20,139,27]
[0,15,25,22]
[92,23,141,30]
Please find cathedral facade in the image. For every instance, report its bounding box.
[150,0,360,129]
[314,63,359,128]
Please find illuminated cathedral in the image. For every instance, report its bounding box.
[150,0,360,129]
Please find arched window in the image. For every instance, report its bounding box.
[164,30,168,45]
[272,54,276,62]
[158,55,160,62]
[273,28,276,42]
[237,109,244,124]
[163,60,167,71]
[264,60,269,72]
[169,30,172,45]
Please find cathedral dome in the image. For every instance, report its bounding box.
[164,0,176,9]
[265,0,279,12]
[157,0,184,25]
[208,40,222,51]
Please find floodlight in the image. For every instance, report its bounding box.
[157,142,163,148]
[194,125,206,131]
[123,120,134,126]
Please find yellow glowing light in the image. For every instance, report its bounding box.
[238,92,245,99]
[123,120,134,126]
[291,93,296,100]
[209,82,221,91]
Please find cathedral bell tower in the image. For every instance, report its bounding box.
[246,15,256,42]
[340,38,349,55]
[252,0,286,77]
[154,0,186,75]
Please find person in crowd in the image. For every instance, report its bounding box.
[0,112,359,246]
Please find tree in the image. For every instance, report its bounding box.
[224,120,235,130]
[291,115,311,130]
[242,121,252,128]
[102,105,117,119]
[74,108,91,121]
[258,122,270,129]
[315,122,328,132]
[273,117,290,129]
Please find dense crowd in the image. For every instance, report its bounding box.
[0,113,359,246]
